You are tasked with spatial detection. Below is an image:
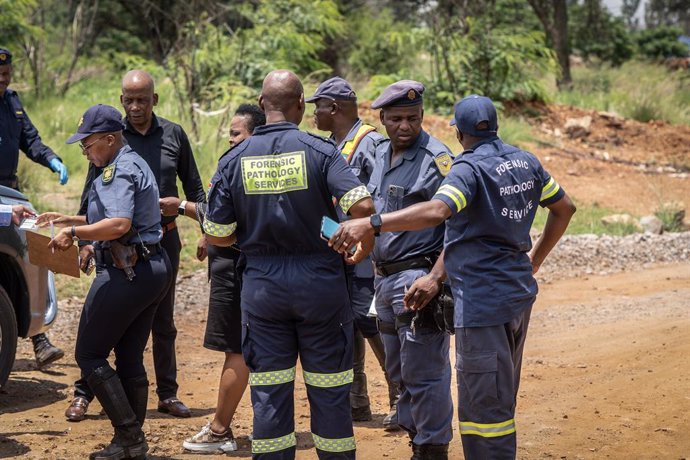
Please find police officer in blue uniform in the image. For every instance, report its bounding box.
[307,76,398,427]
[38,104,173,459]
[204,70,375,460]
[331,95,576,460]
[353,80,455,458]
[0,47,68,369]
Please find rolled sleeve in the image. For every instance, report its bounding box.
[101,167,136,220]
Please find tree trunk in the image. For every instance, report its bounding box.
[527,0,572,88]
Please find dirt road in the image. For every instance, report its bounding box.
[1,263,689,459]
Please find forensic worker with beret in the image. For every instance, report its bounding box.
[0,46,69,369]
[331,95,576,460]
[348,80,455,458]
[36,104,172,460]
[306,77,399,428]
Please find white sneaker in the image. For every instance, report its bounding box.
[183,422,238,453]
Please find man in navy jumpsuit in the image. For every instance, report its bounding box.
[205,70,375,460]
[331,95,576,460]
[0,47,69,369]
[307,76,398,427]
[364,80,455,458]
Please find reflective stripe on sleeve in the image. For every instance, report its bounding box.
[339,185,370,215]
[303,369,354,388]
[202,220,237,237]
[252,432,297,453]
[540,177,560,201]
[248,367,296,386]
[312,433,356,452]
[434,184,467,213]
[459,418,516,438]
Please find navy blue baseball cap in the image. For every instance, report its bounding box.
[66,104,124,144]
[371,80,424,109]
[0,48,12,65]
[306,77,357,102]
[450,94,498,138]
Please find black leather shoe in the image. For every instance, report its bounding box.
[32,333,64,369]
[351,406,373,422]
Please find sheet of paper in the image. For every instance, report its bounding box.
[19,217,38,230]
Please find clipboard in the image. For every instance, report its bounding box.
[25,230,80,278]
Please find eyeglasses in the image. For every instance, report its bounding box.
[80,135,108,152]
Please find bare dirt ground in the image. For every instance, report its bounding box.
[1,262,689,460]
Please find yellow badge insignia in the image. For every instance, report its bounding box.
[78,116,84,128]
[434,153,452,176]
[0,54,6,62]
[407,89,416,100]
[102,164,115,184]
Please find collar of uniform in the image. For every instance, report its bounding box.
[254,121,298,135]
[465,135,499,153]
[336,118,363,150]
[106,144,132,166]
[124,113,161,136]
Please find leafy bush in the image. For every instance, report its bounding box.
[636,26,689,59]
[570,3,635,66]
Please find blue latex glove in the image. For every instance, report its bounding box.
[49,158,69,185]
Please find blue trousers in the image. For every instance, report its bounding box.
[242,255,356,460]
[375,268,453,446]
[456,305,532,460]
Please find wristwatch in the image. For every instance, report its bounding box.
[71,225,79,242]
[178,200,187,216]
[370,214,382,237]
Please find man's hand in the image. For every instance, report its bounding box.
[159,197,182,216]
[196,235,208,261]
[11,205,35,225]
[329,217,373,255]
[49,227,74,251]
[403,273,442,311]
[36,212,72,227]
[343,232,374,265]
[79,244,95,273]
[49,158,69,185]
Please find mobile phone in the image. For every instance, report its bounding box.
[320,216,356,255]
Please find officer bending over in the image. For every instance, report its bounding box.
[37,104,172,460]
[331,95,576,460]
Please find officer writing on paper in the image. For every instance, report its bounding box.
[330,95,576,460]
[36,104,172,460]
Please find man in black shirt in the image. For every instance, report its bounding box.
[65,70,206,422]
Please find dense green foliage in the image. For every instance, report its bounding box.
[569,1,635,66]
[635,26,690,59]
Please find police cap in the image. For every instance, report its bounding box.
[371,80,424,109]
[305,77,357,102]
[450,94,498,138]
[66,104,124,144]
[0,48,12,65]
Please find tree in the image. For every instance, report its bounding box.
[645,0,690,35]
[570,0,634,66]
[621,0,641,29]
[526,0,572,87]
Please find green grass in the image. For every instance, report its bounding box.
[556,60,690,125]
[531,200,641,236]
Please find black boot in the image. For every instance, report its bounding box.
[32,333,64,369]
[410,443,449,460]
[121,375,149,427]
[351,329,372,421]
[87,365,148,460]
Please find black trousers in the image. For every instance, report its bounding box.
[74,229,181,400]
[75,251,171,379]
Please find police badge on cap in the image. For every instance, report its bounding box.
[371,80,425,109]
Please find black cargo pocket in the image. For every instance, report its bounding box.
[241,320,255,370]
[338,320,354,371]
[458,351,498,405]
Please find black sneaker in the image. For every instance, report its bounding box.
[32,333,65,369]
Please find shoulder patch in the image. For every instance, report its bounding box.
[300,131,338,156]
[102,164,116,184]
[434,153,453,176]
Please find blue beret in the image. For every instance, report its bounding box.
[66,104,124,144]
[306,77,357,102]
[0,48,12,65]
[450,94,498,138]
[371,80,424,109]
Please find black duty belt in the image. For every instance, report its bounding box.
[95,243,162,265]
[374,253,438,277]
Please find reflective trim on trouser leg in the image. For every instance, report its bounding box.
[252,432,297,454]
[459,418,516,437]
[249,367,296,386]
[312,433,356,452]
[303,369,354,388]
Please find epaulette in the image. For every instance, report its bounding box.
[299,131,338,156]
[421,133,454,176]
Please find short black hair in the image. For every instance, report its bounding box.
[234,104,266,132]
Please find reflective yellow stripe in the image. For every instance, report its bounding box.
[341,124,376,162]
[249,367,296,386]
[203,220,237,237]
[252,432,297,453]
[303,369,353,388]
[312,433,356,452]
[339,185,370,215]
[459,419,516,438]
[540,177,560,201]
[435,184,467,213]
